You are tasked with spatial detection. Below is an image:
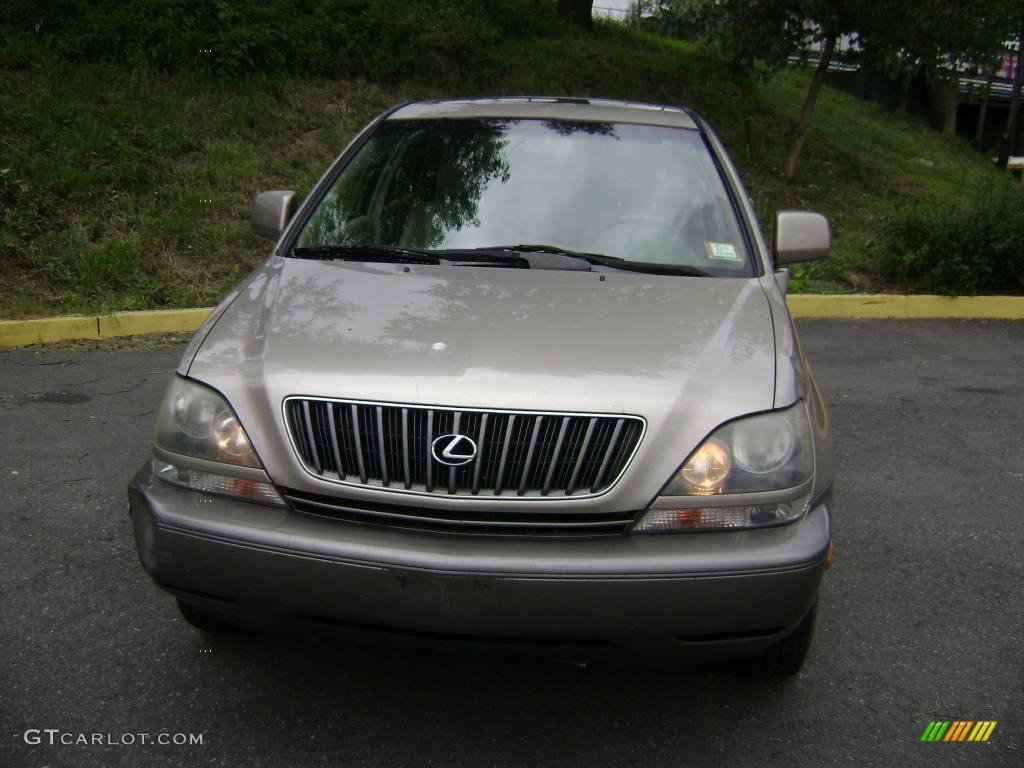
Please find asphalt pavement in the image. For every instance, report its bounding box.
[1,320,1021,768]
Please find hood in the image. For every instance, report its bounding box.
[186,257,777,505]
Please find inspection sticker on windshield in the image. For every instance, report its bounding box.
[705,241,741,261]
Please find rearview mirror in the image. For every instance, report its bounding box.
[251,190,297,242]
[774,210,830,265]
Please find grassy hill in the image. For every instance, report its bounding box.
[0,19,1015,318]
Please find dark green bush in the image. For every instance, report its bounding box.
[2,0,555,79]
[879,178,1024,295]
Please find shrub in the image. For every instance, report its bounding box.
[879,178,1024,295]
[2,0,556,80]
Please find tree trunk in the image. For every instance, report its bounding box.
[784,32,836,180]
[975,73,993,152]
[940,79,958,135]
[556,0,593,29]
[898,67,912,113]
[997,32,1024,171]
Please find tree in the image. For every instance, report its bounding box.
[677,0,863,179]
[671,0,802,74]
[974,73,994,150]
[785,30,837,178]
[673,0,1017,177]
[557,0,594,29]
[863,2,1015,143]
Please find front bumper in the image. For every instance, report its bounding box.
[128,465,830,658]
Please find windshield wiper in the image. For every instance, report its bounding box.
[433,249,530,268]
[493,244,712,277]
[291,244,531,269]
[290,244,442,264]
[291,243,708,275]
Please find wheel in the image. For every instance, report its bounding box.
[749,598,818,679]
[176,599,243,634]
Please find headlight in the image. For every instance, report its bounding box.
[155,376,261,468]
[661,403,812,496]
[678,438,731,494]
[153,377,285,506]
[634,402,813,533]
[732,415,796,475]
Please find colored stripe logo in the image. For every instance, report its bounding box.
[920,721,997,742]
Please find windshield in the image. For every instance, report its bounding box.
[295,118,754,276]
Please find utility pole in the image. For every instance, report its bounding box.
[975,72,993,151]
[997,30,1024,170]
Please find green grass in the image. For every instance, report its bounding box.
[0,22,1015,318]
[756,70,1006,293]
[1,64,397,316]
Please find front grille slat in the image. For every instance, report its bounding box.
[302,401,323,474]
[375,405,389,487]
[285,399,643,508]
[425,409,434,493]
[494,414,515,495]
[593,418,624,492]
[518,416,544,496]
[471,413,488,495]
[566,417,597,496]
[349,403,368,483]
[401,408,410,489]
[325,403,345,481]
[448,412,461,495]
[542,416,571,496]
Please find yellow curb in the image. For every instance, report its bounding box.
[786,294,1024,320]
[1,296,1022,350]
[0,308,212,349]
[97,308,212,338]
[0,315,101,348]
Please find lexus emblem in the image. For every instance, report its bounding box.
[431,433,478,466]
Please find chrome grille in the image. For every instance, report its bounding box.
[284,399,644,499]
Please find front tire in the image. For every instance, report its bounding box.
[750,598,818,678]
[176,599,242,634]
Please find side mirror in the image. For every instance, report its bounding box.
[774,210,830,265]
[251,190,297,242]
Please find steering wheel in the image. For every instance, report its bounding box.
[586,215,685,251]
